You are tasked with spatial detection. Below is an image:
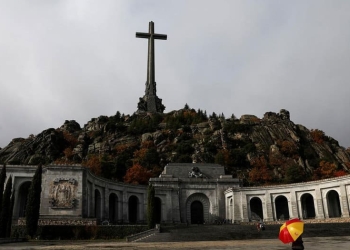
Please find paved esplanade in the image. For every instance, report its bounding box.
[136,21,166,113]
[1,237,350,249]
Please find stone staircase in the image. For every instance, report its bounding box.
[137,222,350,242]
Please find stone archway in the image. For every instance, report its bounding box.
[128,195,139,224]
[250,197,263,221]
[191,201,204,224]
[17,181,31,217]
[186,193,210,224]
[275,195,290,221]
[327,190,341,218]
[301,193,315,219]
[154,197,162,224]
[109,193,118,223]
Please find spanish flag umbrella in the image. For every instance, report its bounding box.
[279,218,304,243]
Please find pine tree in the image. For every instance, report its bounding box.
[0,176,12,237]
[6,189,15,238]
[147,184,156,229]
[0,165,6,215]
[25,165,42,238]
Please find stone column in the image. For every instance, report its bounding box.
[91,182,95,218]
[241,193,249,222]
[104,187,109,221]
[290,191,299,218]
[315,188,325,219]
[339,184,350,217]
[122,189,128,222]
[264,191,274,221]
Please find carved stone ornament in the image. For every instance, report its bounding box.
[49,177,78,209]
[188,167,204,178]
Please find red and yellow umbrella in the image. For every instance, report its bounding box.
[279,218,304,244]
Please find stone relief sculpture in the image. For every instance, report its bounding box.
[49,178,78,209]
[188,166,206,178]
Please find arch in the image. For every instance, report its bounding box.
[17,181,31,217]
[301,193,315,219]
[128,195,139,224]
[326,190,341,218]
[109,193,118,223]
[275,196,290,221]
[250,197,263,221]
[186,193,210,224]
[191,201,204,224]
[95,189,102,221]
[154,197,162,224]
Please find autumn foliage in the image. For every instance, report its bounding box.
[123,163,154,185]
[248,156,273,185]
[83,155,102,176]
[310,129,325,144]
[312,160,346,180]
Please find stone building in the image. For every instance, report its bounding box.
[4,163,350,226]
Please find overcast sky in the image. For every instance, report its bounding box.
[0,0,350,148]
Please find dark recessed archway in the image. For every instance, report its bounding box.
[18,181,31,217]
[250,197,263,221]
[275,196,290,221]
[109,193,118,223]
[301,193,316,219]
[128,195,138,224]
[154,197,162,224]
[327,190,341,218]
[191,200,204,224]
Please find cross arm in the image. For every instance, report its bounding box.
[153,34,167,40]
[136,32,150,38]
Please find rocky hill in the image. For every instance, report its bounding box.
[1,108,349,186]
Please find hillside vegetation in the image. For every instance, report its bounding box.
[1,107,349,186]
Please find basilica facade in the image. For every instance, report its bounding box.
[5,163,350,226]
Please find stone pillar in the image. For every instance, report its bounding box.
[139,193,146,223]
[91,182,95,218]
[118,192,123,223]
[104,187,109,221]
[122,189,128,222]
[241,193,249,222]
[339,184,350,217]
[315,188,325,219]
[264,191,274,221]
[290,191,299,219]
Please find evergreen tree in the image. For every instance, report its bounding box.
[25,165,42,238]
[0,176,12,237]
[6,189,15,238]
[147,184,156,229]
[0,165,6,215]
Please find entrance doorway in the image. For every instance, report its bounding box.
[154,197,162,224]
[191,200,204,224]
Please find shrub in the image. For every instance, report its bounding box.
[11,225,149,240]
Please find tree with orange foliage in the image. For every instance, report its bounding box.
[310,129,325,144]
[312,160,337,180]
[124,163,154,185]
[279,140,298,158]
[334,170,348,177]
[248,156,273,185]
[83,155,101,176]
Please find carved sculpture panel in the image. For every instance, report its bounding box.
[49,178,78,209]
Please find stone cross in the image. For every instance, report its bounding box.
[136,21,166,113]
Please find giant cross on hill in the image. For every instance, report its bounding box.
[136,21,166,113]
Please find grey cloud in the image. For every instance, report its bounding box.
[0,0,349,148]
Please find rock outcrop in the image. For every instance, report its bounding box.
[1,109,349,184]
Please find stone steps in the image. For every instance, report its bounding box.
[138,222,350,242]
